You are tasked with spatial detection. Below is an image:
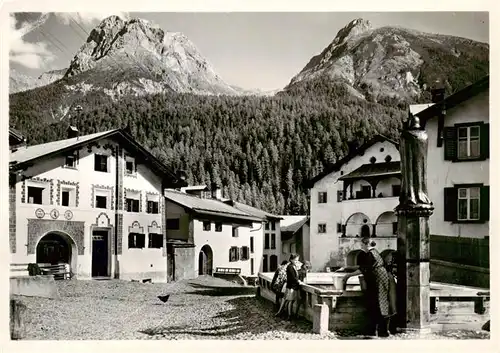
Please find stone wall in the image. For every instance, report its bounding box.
[174,247,196,281]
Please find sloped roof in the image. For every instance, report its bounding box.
[338,161,401,181]
[280,216,309,234]
[9,129,184,186]
[9,127,26,144]
[223,200,282,220]
[181,185,209,192]
[164,189,263,223]
[10,130,116,165]
[416,75,489,125]
[409,103,434,116]
[306,135,399,188]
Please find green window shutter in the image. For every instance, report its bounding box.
[480,123,489,159]
[480,185,490,221]
[443,127,457,161]
[444,187,458,222]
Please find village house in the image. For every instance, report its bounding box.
[414,76,490,274]
[9,127,185,282]
[164,186,280,280]
[306,135,401,271]
[280,216,310,264]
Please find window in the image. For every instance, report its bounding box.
[96,195,107,209]
[27,186,44,204]
[392,185,401,197]
[263,255,268,272]
[125,157,136,175]
[61,187,76,207]
[215,222,222,232]
[318,192,327,203]
[458,126,480,159]
[265,222,269,230]
[94,154,108,172]
[271,234,276,249]
[229,246,240,262]
[232,226,239,237]
[444,123,489,162]
[148,233,163,248]
[337,190,343,202]
[250,237,254,253]
[444,185,489,223]
[146,194,159,214]
[392,222,398,235]
[166,219,180,230]
[65,154,77,168]
[458,187,480,221]
[318,223,326,233]
[126,191,140,213]
[270,255,278,271]
[337,223,342,233]
[128,233,145,248]
[94,189,110,209]
[203,221,211,231]
[251,258,255,275]
[264,233,270,249]
[240,246,250,261]
[271,222,276,231]
[147,200,159,214]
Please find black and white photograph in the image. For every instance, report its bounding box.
[2,1,496,348]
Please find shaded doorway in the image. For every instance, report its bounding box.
[92,230,109,277]
[270,255,278,272]
[36,233,71,265]
[198,245,213,275]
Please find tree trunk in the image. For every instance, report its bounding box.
[10,299,27,340]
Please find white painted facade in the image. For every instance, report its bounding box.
[165,199,265,277]
[309,139,400,271]
[424,90,489,238]
[11,136,169,282]
[262,220,281,272]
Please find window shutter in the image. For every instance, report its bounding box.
[239,247,244,260]
[480,185,489,221]
[229,249,232,262]
[443,127,457,161]
[337,190,343,202]
[480,123,489,159]
[444,187,458,222]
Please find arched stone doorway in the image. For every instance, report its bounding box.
[36,231,77,273]
[198,245,213,275]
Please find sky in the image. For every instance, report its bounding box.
[9,11,489,91]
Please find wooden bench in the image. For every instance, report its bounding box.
[38,263,73,280]
[214,267,241,275]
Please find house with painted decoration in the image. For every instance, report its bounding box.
[163,186,281,280]
[9,127,185,282]
[306,135,401,271]
[414,76,489,270]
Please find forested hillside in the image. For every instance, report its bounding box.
[10,77,406,214]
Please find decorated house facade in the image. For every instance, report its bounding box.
[307,136,401,271]
[9,128,184,282]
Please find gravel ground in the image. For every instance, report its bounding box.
[12,276,490,340]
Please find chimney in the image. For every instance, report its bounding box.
[431,80,445,103]
[67,126,79,139]
[210,183,222,200]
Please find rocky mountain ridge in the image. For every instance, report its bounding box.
[284,18,489,103]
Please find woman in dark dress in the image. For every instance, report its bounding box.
[342,237,397,337]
